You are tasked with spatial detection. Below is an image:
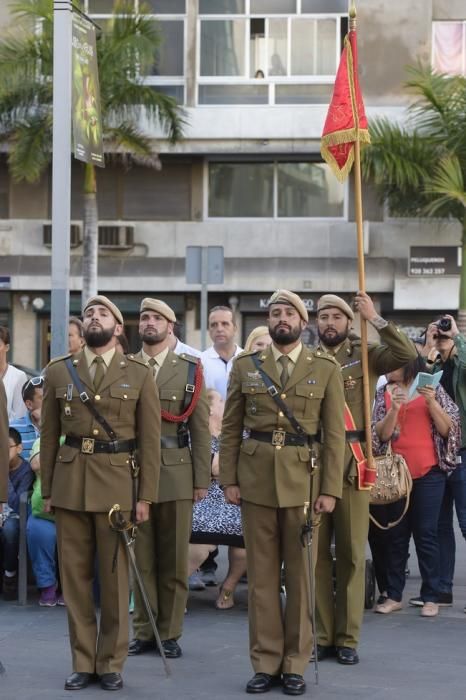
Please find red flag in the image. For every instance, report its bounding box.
[321,29,370,183]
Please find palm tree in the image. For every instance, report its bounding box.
[362,64,466,328]
[0,0,185,304]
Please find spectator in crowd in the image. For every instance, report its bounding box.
[26,438,65,607]
[408,315,466,610]
[68,317,84,354]
[0,326,27,421]
[372,355,460,617]
[0,380,8,507]
[201,306,243,401]
[9,376,44,460]
[244,325,272,353]
[0,427,34,599]
[190,389,246,610]
[199,306,243,587]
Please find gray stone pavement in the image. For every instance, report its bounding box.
[1,540,466,700]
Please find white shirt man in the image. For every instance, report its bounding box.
[200,306,243,399]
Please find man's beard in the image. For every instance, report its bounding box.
[140,329,168,346]
[269,324,302,345]
[317,328,348,347]
[84,325,116,348]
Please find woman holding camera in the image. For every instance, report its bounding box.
[372,354,460,617]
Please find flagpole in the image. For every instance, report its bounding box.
[350,3,375,474]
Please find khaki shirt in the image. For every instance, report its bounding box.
[40,349,161,512]
[136,349,211,503]
[220,344,346,508]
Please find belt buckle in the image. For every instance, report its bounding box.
[185,383,195,393]
[81,438,95,454]
[272,430,286,447]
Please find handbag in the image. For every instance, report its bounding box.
[369,442,413,530]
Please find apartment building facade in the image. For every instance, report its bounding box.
[0,0,464,367]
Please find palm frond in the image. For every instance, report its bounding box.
[8,0,53,22]
[8,114,52,182]
[363,118,437,189]
[423,156,466,217]
[0,0,184,183]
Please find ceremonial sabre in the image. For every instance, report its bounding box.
[108,504,171,678]
[300,456,319,686]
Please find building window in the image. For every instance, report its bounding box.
[199,0,245,14]
[277,163,344,217]
[200,19,246,76]
[432,21,466,76]
[208,161,345,219]
[209,163,274,217]
[149,20,184,77]
[198,5,344,105]
[86,0,186,104]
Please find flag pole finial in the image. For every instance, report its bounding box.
[349,2,357,29]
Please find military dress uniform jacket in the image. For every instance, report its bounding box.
[40,350,161,512]
[220,345,346,508]
[136,350,211,502]
[329,322,416,478]
[0,379,8,503]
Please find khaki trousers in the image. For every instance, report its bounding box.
[241,500,318,676]
[315,484,370,648]
[132,499,192,642]
[55,508,130,675]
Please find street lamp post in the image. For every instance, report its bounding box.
[50,0,73,359]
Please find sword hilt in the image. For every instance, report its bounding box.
[108,504,134,532]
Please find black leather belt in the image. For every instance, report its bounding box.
[248,430,317,448]
[161,434,190,449]
[345,430,366,443]
[64,436,136,455]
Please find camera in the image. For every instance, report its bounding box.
[436,317,451,333]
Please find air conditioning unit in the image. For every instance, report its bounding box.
[98,225,134,250]
[43,223,82,248]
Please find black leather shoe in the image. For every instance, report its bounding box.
[336,646,359,665]
[128,638,155,656]
[64,672,98,690]
[158,639,182,658]
[246,673,282,693]
[310,644,337,661]
[282,674,306,696]
[100,673,123,691]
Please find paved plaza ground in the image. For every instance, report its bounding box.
[1,540,466,700]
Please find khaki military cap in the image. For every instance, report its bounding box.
[83,295,124,325]
[268,289,309,323]
[317,294,354,321]
[140,298,176,323]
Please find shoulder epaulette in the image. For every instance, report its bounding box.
[236,350,259,359]
[126,354,148,367]
[47,353,72,366]
[178,352,199,364]
[313,350,338,365]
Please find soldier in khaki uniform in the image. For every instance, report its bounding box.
[129,299,211,659]
[0,379,8,504]
[314,292,416,665]
[40,295,161,692]
[220,290,346,696]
